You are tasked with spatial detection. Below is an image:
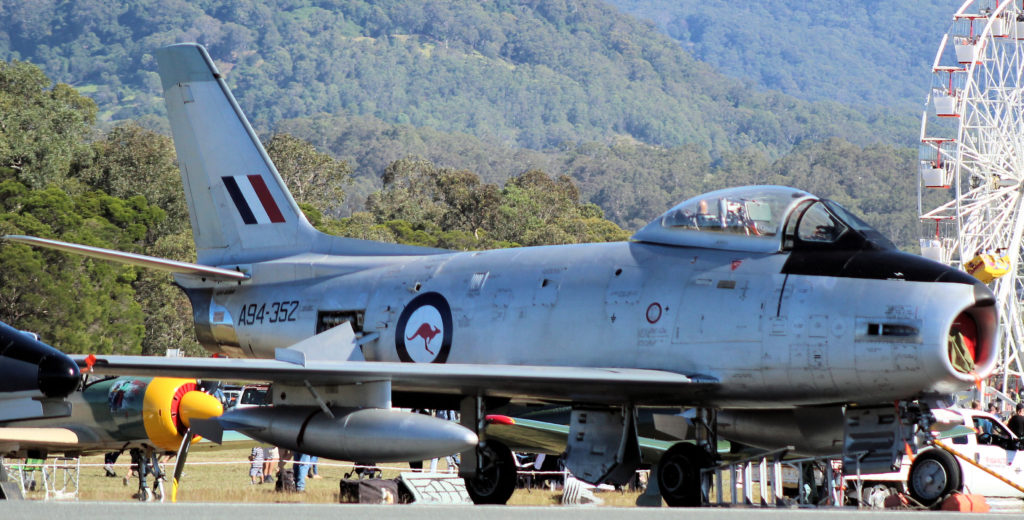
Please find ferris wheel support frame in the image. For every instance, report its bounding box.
[918,0,1024,397]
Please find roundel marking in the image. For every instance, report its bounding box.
[396,292,453,363]
[646,302,663,324]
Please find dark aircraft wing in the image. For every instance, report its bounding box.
[483,416,676,462]
[75,355,716,406]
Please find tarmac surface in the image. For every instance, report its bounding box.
[2,501,1023,520]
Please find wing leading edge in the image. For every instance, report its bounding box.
[76,356,717,406]
[3,235,249,281]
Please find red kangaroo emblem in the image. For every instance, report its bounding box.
[406,323,442,354]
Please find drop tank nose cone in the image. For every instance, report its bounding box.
[332,408,479,462]
[391,410,479,458]
[37,354,80,398]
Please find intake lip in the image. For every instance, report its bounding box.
[946,300,998,381]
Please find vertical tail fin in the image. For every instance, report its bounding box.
[156,44,316,266]
[156,44,444,265]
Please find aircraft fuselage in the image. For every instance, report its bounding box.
[186,238,990,408]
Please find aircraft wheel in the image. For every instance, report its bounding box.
[464,439,516,505]
[658,442,711,507]
[907,449,961,508]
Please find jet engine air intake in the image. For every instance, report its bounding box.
[949,304,997,377]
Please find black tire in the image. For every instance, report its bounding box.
[907,449,961,507]
[657,442,712,507]
[464,440,516,505]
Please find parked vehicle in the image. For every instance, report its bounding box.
[221,385,242,409]
[235,384,270,409]
[848,408,1024,507]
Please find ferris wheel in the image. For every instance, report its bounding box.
[918,0,1024,392]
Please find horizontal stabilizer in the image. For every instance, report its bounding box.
[3,235,248,280]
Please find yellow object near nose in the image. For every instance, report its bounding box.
[143,378,227,451]
[179,390,224,429]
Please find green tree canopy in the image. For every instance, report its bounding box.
[365,157,629,249]
[265,132,352,215]
[0,172,156,354]
[0,60,96,188]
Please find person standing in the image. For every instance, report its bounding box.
[263,446,279,484]
[1008,403,1024,438]
[309,456,320,479]
[249,446,264,484]
[103,451,121,477]
[293,452,312,492]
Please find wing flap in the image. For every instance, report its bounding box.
[77,356,717,406]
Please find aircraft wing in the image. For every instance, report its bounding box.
[484,416,676,463]
[0,425,257,457]
[0,427,89,453]
[76,356,716,406]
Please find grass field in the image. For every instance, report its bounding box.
[7,447,646,506]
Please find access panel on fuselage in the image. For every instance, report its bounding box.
[671,258,767,345]
[602,265,682,362]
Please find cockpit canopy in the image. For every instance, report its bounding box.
[631,186,894,253]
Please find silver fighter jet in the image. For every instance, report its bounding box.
[4,44,997,506]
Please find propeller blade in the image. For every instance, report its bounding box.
[170,428,196,503]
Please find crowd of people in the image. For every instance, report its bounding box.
[971,399,1024,437]
[248,446,323,491]
[100,443,332,499]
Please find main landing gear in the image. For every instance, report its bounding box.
[657,442,713,507]
[459,397,518,505]
[463,439,517,505]
[657,408,716,507]
[458,399,720,507]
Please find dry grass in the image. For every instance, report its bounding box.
[10,447,645,506]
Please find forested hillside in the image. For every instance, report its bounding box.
[0,0,927,229]
[606,0,951,112]
[276,112,920,233]
[1,0,915,154]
